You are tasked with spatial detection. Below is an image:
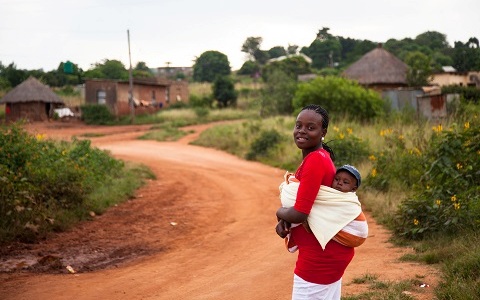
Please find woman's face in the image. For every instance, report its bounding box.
[293,110,326,152]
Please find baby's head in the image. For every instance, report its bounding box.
[332,165,361,193]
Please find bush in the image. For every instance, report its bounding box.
[0,124,124,242]
[80,104,115,125]
[292,76,385,122]
[394,120,480,239]
[325,125,370,166]
[246,129,282,160]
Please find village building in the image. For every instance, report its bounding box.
[0,76,65,122]
[342,44,409,91]
[84,78,189,117]
[430,66,480,88]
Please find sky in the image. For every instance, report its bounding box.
[1,0,479,72]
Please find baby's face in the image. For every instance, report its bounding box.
[332,171,358,192]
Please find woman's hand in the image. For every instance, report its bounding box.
[275,219,291,238]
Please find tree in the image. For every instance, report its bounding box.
[241,37,263,61]
[405,51,433,87]
[452,38,480,71]
[301,27,341,69]
[287,44,299,55]
[237,60,261,77]
[260,68,297,117]
[212,76,237,107]
[261,55,311,82]
[83,59,129,80]
[193,51,231,83]
[268,46,287,59]
[415,31,449,51]
[0,62,28,88]
[133,61,153,78]
[253,49,270,65]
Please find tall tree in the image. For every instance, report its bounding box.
[241,37,263,61]
[452,38,480,71]
[405,51,433,87]
[83,59,129,80]
[193,51,231,82]
[415,31,449,51]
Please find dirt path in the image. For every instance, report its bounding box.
[0,121,439,299]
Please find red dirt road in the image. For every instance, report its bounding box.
[0,121,439,299]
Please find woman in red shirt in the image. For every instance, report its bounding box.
[276,104,354,299]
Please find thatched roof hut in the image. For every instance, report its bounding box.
[342,44,408,89]
[0,76,65,122]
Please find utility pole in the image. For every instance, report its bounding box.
[127,29,135,123]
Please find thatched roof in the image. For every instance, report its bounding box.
[0,76,64,104]
[342,44,408,85]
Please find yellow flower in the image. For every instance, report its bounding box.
[436,199,441,206]
[432,124,443,133]
[454,203,461,210]
[36,134,45,141]
[347,128,353,134]
[426,185,430,190]
[333,126,339,132]
[413,219,419,226]
[464,122,470,129]
[398,135,404,140]
[339,133,345,139]
[371,168,377,177]
[451,195,457,202]
[62,150,67,156]
[456,163,463,170]
[368,155,376,161]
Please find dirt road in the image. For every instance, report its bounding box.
[0,121,439,299]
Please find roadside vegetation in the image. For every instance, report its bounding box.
[0,123,155,243]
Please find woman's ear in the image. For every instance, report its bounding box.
[351,186,358,192]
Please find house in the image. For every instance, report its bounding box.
[342,44,408,91]
[430,67,480,88]
[0,76,65,122]
[84,78,189,117]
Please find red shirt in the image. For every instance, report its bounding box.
[292,149,355,284]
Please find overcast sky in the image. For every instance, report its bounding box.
[1,0,479,72]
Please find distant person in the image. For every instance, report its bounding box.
[275,104,359,300]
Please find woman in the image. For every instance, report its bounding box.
[276,104,354,300]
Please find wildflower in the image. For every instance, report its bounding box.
[398,135,404,140]
[426,185,430,190]
[454,203,460,210]
[62,150,67,156]
[339,133,345,139]
[451,195,457,202]
[432,124,443,133]
[347,128,353,134]
[36,134,45,141]
[436,199,441,206]
[333,126,339,132]
[371,168,377,177]
[413,147,421,156]
[456,163,463,170]
[413,219,419,226]
[368,155,376,161]
[464,122,470,129]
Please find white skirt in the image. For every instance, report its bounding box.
[292,274,342,300]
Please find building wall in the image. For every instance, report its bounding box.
[431,73,469,86]
[84,80,117,111]
[7,102,49,122]
[169,80,189,105]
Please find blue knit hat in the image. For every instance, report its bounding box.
[336,165,361,187]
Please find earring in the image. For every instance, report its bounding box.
[321,137,325,141]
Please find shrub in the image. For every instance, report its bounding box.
[292,76,385,122]
[80,104,115,125]
[394,120,480,239]
[325,125,370,166]
[0,124,124,242]
[246,129,282,160]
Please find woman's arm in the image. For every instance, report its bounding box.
[276,206,308,224]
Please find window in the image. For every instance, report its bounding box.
[97,90,106,104]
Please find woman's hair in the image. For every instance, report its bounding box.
[301,104,336,161]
